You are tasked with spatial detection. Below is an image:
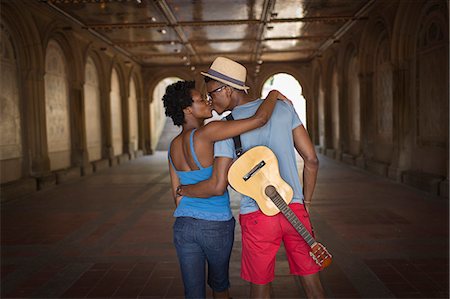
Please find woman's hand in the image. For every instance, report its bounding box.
[276,91,293,106]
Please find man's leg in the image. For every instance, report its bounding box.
[280,204,325,298]
[299,273,325,298]
[240,211,282,299]
[250,282,271,299]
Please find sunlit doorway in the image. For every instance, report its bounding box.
[152,77,182,151]
[261,73,306,128]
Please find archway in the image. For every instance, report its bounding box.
[151,77,182,151]
[261,73,306,128]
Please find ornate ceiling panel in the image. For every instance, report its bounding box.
[44,0,373,70]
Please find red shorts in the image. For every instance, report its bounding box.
[239,203,321,284]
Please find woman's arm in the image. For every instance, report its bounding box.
[168,161,182,206]
[198,90,288,143]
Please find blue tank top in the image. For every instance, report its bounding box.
[168,129,232,221]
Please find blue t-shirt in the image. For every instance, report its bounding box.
[214,99,304,214]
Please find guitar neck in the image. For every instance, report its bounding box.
[266,186,316,247]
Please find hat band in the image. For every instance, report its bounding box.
[207,69,245,87]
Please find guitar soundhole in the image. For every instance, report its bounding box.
[265,185,277,197]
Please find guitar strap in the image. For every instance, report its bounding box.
[225,113,243,158]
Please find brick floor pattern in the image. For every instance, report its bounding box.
[1,152,448,298]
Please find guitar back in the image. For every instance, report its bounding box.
[227,146,293,216]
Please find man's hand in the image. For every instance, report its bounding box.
[304,201,311,214]
[175,194,183,207]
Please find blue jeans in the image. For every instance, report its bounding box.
[173,217,235,299]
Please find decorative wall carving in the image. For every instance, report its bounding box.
[84,56,102,161]
[44,40,71,170]
[110,68,123,156]
[417,15,447,147]
[0,25,22,163]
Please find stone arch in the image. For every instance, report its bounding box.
[325,56,340,152]
[312,60,325,148]
[0,22,24,183]
[342,42,361,156]
[127,72,139,152]
[83,54,103,162]
[83,45,107,92]
[411,1,448,176]
[360,16,393,75]
[0,2,46,175]
[42,22,83,88]
[359,17,394,164]
[44,39,71,170]
[373,25,394,163]
[146,69,191,104]
[109,64,125,156]
[256,64,313,130]
[255,65,311,102]
[260,72,307,126]
[128,66,145,152]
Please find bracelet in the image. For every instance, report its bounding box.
[304,200,312,204]
[176,185,183,197]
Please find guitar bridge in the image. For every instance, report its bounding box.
[243,161,266,181]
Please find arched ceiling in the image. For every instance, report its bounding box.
[45,0,373,70]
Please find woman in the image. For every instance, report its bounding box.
[163,80,286,299]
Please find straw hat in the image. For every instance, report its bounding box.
[201,57,250,91]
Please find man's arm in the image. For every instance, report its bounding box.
[292,125,319,211]
[168,161,182,206]
[177,157,233,198]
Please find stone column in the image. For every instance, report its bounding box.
[121,87,132,158]
[388,67,410,181]
[137,96,145,153]
[356,72,373,168]
[70,82,92,175]
[101,80,115,164]
[24,70,51,176]
[141,95,153,155]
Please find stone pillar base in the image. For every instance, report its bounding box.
[37,173,57,190]
[366,160,388,177]
[0,178,37,202]
[401,171,443,196]
[92,159,110,172]
[55,167,81,184]
[342,153,356,165]
[439,179,448,198]
[118,154,130,164]
[325,148,336,159]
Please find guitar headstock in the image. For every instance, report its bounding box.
[310,242,332,269]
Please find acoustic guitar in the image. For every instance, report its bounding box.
[228,146,332,269]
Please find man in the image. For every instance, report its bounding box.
[177,57,325,298]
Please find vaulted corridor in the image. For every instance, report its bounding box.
[1,0,449,298]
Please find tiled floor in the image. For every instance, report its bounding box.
[1,152,448,298]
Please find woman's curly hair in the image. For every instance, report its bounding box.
[162,80,195,126]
